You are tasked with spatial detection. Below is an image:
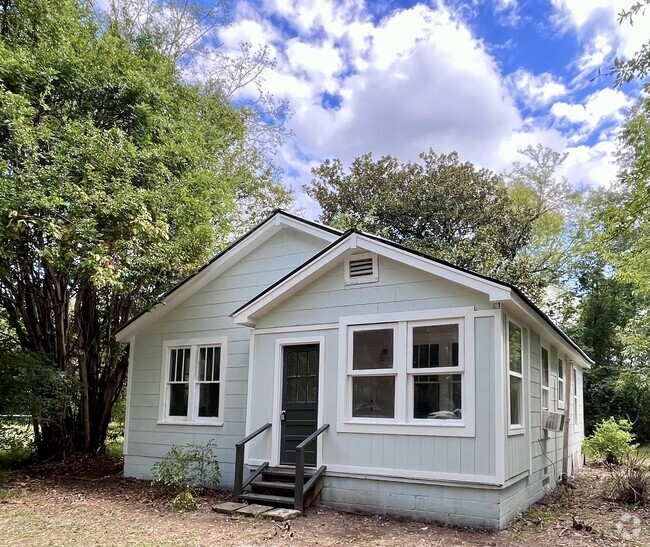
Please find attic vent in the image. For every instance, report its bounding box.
[345,253,378,285]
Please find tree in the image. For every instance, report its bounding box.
[102,0,294,233]
[306,150,548,299]
[0,0,256,457]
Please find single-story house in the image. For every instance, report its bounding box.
[116,210,590,529]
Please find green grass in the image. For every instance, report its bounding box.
[106,438,124,457]
[638,444,650,458]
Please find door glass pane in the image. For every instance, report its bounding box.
[413,324,459,368]
[508,323,522,373]
[352,376,395,417]
[287,351,297,377]
[413,374,462,419]
[510,375,522,425]
[169,384,189,417]
[198,383,220,418]
[352,329,393,370]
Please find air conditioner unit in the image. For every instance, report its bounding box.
[543,411,565,432]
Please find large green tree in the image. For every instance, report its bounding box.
[306,150,555,299]
[0,0,262,456]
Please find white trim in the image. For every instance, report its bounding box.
[123,337,135,456]
[232,233,512,326]
[506,317,525,435]
[325,464,500,485]
[159,335,227,425]
[243,331,256,463]
[269,336,326,467]
[336,308,476,437]
[493,309,506,485]
[253,323,338,335]
[116,213,338,341]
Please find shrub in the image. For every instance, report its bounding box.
[583,418,639,464]
[608,454,649,505]
[151,440,221,511]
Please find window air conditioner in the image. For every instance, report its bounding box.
[543,411,565,432]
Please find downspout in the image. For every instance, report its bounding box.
[561,359,574,482]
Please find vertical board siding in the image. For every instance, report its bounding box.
[123,228,330,485]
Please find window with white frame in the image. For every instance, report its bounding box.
[558,358,565,408]
[162,337,226,423]
[507,321,524,429]
[573,367,578,430]
[346,318,465,425]
[541,346,550,411]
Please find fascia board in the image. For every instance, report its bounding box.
[115,214,336,342]
[233,233,512,326]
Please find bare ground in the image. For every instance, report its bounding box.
[0,457,648,547]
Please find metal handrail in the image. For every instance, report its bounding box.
[234,422,272,502]
[294,423,330,511]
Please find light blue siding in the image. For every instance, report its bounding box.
[123,227,331,486]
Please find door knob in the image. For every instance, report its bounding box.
[280,410,286,421]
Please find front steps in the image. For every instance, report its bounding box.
[238,465,325,512]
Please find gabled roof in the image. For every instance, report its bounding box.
[114,211,341,342]
[231,229,593,368]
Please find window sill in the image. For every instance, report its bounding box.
[508,425,525,436]
[157,420,224,427]
[557,403,566,410]
[338,420,475,437]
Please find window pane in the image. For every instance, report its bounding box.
[541,348,549,387]
[198,383,220,418]
[508,322,522,373]
[542,388,549,410]
[413,324,459,368]
[182,348,190,381]
[510,375,522,425]
[352,376,395,417]
[169,349,177,381]
[558,359,564,379]
[169,383,189,416]
[413,374,462,419]
[352,329,393,370]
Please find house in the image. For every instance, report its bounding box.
[116,210,590,530]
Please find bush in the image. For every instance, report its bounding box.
[0,417,34,468]
[608,454,649,505]
[151,440,221,511]
[583,418,639,464]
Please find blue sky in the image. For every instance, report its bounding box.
[210,0,648,215]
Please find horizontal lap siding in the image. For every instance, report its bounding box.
[250,257,497,479]
[124,228,329,486]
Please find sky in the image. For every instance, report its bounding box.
[210,0,648,217]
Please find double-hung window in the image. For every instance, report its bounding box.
[507,321,524,431]
[343,312,472,436]
[541,346,550,411]
[558,358,565,408]
[161,337,226,424]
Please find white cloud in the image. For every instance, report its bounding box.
[551,87,633,134]
[506,69,568,107]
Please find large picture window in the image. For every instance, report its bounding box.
[345,317,467,429]
[507,321,524,430]
[161,337,226,424]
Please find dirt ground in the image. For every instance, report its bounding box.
[0,456,648,547]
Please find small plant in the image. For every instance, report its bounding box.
[607,454,649,505]
[582,418,639,464]
[151,440,221,511]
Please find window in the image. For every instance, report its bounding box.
[345,316,468,430]
[507,321,524,430]
[573,367,578,430]
[558,358,565,408]
[541,347,550,411]
[161,337,226,424]
[410,324,461,420]
[349,326,396,418]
